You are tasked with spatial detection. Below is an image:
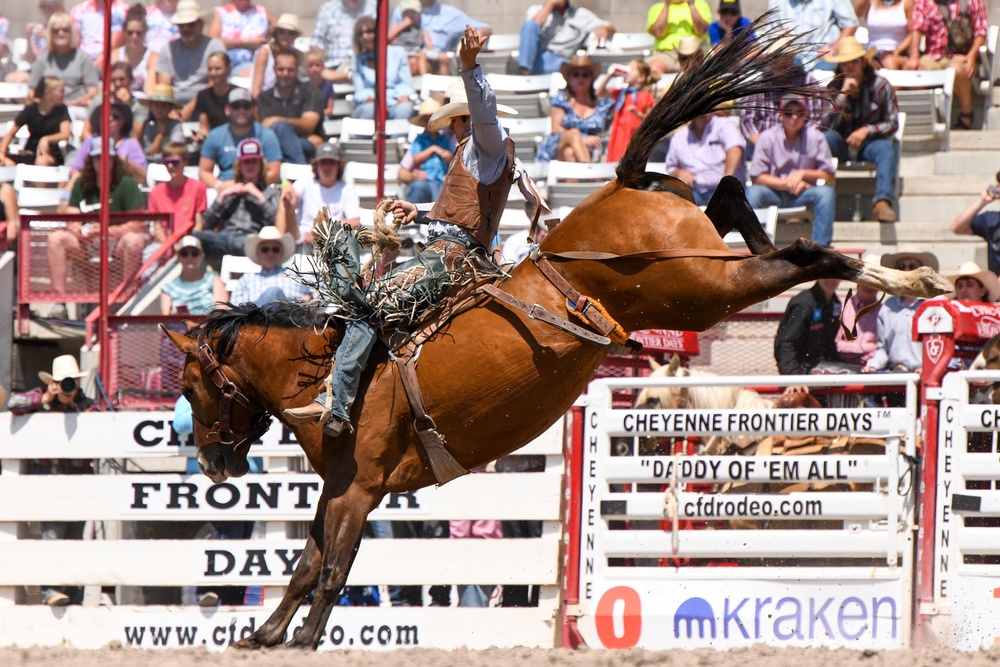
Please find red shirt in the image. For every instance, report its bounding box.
[911,0,988,59]
[148,177,208,234]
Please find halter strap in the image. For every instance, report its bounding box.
[195,328,272,447]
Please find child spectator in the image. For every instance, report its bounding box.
[278,142,361,253]
[251,13,301,99]
[598,59,659,163]
[398,99,455,203]
[148,141,208,238]
[111,3,158,95]
[304,47,336,118]
[192,51,234,142]
[140,84,185,163]
[0,77,70,166]
[81,62,148,141]
[160,235,224,316]
[708,0,754,45]
[390,0,433,76]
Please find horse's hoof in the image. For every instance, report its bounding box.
[913,267,954,297]
[231,637,263,650]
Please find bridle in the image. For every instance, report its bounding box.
[194,328,272,449]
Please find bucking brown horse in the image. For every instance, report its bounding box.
[162,21,952,650]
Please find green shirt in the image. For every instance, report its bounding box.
[68,174,145,213]
[646,0,712,52]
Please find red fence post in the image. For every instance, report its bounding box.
[561,406,586,648]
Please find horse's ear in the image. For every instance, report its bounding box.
[667,354,681,376]
[182,319,200,333]
[648,356,661,371]
[161,325,197,356]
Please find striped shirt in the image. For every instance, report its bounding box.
[231,266,313,306]
[162,271,218,315]
[823,70,899,139]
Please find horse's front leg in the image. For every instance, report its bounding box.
[286,484,376,650]
[232,532,322,649]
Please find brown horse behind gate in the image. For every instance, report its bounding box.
[162,22,953,650]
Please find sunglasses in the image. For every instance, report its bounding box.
[258,245,283,255]
[178,248,202,258]
[569,70,593,78]
[164,157,183,167]
[781,110,806,118]
[231,102,253,111]
[126,29,144,36]
[896,260,922,270]
[53,27,71,34]
[361,28,376,35]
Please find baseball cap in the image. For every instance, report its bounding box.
[312,142,343,162]
[719,0,741,12]
[89,136,117,157]
[780,93,807,109]
[174,235,203,252]
[237,138,263,161]
[228,88,252,105]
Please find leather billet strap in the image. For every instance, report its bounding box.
[537,247,750,262]
[195,329,272,447]
[479,283,635,355]
[532,255,618,338]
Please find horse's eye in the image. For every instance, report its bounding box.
[181,387,194,400]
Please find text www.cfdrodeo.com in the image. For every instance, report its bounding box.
[122,622,420,648]
[684,496,822,518]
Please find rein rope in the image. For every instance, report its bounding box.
[195,328,272,448]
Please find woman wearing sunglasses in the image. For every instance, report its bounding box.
[110,3,158,95]
[251,13,301,99]
[159,235,225,315]
[26,12,98,121]
[535,54,614,163]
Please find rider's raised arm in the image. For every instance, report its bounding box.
[460,25,509,186]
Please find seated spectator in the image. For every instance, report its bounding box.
[674,34,706,73]
[6,354,96,607]
[259,48,324,164]
[645,0,711,74]
[48,139,147,315]
[69,0,127,71]
[111,3,158,95]
[821,36,900,223]
[739,38,826,159]
[836,255,882,367]
[597,59,659,163]
[81,62,148,141]
[389,0,492,75]
[775,279,843,375]
[536,54,614,163]
[768,0,858,70]
[399,99,455,203]
[352,16,415,121]
[208,0,274,78]
[160,235,224,315]
[516,0,615,75]
[11,0,68,81]
[1,183,18,248]
[145,0,180,54]
[197,138,280,264]
[390,0,433,76]
[664,110,747,205]
[950,176,1000,274]
[304,47,336,118]
[200,88,282,190]
[0,15,10,68]
[949,261,999,302]
[708,0,754,45]
[0,77,70,166]
[28,12,98,121]
[70,102,148,190]
[862,249,939,374]
[192,51,234,142]
[745,95,837,248]
[251,13,301,98]
[857,0,913,70]
[311,0,376,81]
[906,0,987,129]
[140,84,185,163]
[278,143,361,253]
[155,0,226,107]
[148,142,208,240]
[230,226,312,305]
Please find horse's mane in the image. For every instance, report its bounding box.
[197,302,334,361]
[616,14,824,190]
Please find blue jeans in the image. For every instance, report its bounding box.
[353,100,415,120]
[517,21,568,74]
[194,229,248,260]
[822,129,898,207]
[745,183,837,247]
[406,179,443,204]
[254,286,286,306]
[268,120,310,165]
[315,318,377,422]
[692,188,715,207]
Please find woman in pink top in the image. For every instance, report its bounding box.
[855,0,914,69]
[208,0,275,77]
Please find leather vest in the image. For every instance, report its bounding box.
[428,135,516,249]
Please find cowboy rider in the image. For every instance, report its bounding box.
[283,24,519,437]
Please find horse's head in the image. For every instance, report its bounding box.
[162,325,270,482]
[635,354,689,409]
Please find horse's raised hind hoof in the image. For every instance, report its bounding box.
[908,266,955,298]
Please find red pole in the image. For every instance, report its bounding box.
[561,406,586,648]
[98,0,113,406]
[374,0,388,202]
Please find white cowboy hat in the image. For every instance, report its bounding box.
[428,84,517,132]
[38,354,87,386]
[171,0,208,25]
[881,247,939,272]
[245,226,295,266]
[947,261,1000,302]
[410,98,442,127]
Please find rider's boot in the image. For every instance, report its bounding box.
[282,402,330,425]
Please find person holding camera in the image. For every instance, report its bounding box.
[5,354,97,606]
[950,174,1000,275]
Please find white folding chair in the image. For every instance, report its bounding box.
[14,164,72,210]
[419,74,460,101]
[279,162,314,183]
[484,33,520,52]
[219,254,261,293]
[722,207,778,246]
[877,68,954,146]
[500,116,550,162]
[146,162,170,187]
[544,160,618,208]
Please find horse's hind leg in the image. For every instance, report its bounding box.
[704,176,777,255]
[232,534,322,649]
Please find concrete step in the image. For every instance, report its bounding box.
[900,174,990,196]
[898,194,981,223]
[945,131,1000,151]
[934,151,1000,175]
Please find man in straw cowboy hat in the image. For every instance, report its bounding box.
[155,0,226,105]
[821,35,901,224]
[398,97,455,203]
[285,24,539,437]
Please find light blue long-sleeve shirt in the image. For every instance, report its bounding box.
[865,296,923,372]
[352,45,416,105]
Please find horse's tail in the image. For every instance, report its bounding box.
[616,15,825,189]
